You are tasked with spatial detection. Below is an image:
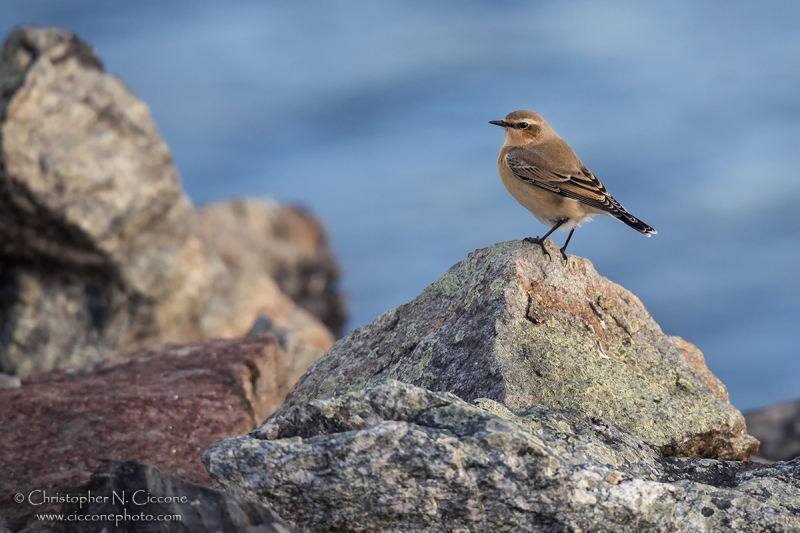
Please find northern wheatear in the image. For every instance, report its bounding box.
[490,110,656,260]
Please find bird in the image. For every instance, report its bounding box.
[490,110,656,261]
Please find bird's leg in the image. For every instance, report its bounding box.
[524,219,567,259]
[559,228,576,262]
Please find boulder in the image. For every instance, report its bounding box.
[272,240,757,461]
[197,199,348,336]
[745,399,800,462]
[205,380,800,532]
[0,336,317,532]
[0,27,340,377]
[0,26,201,375]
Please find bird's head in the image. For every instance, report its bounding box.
[489,110,549,145]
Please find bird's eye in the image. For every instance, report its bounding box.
[518,122,529,129]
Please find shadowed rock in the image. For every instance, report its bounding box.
[56,461,296,533]
[205,381,799,532]
[745,399,800,462]
[271,240,757,461]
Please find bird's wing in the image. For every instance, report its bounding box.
[504,148,624,214]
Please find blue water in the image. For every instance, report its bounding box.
[2,1,799,411]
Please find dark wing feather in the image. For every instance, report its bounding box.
[504,148,656,234]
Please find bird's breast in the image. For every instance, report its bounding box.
[496,154,593,229]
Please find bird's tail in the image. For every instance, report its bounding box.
[613,209,657,236]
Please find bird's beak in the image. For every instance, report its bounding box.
[489,120,507,127]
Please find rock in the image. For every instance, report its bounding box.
[197,199,348,336]
[0,27,339,377]
[745,399,800,462]
[0,336,314,532]
[0,26,201,376]
[0,26,219,371]
[0,372,20,388]
[205,380,800,533]
[246,314,327,385]
[272,240,757,461]
[53,461,297,533]
[198,248,335,355]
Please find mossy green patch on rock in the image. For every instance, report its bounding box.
[318,374,345,399]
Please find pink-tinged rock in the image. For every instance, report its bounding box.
[0,336,308,531]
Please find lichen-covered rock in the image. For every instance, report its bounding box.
[197,199,348,336]
[274,240,757,460]
[205,381,800,533]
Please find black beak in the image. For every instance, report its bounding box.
[489,120,507,127]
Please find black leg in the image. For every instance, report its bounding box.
[524,219,567,259]
[559,228,576,261]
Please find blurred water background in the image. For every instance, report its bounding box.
[1,1,798,411]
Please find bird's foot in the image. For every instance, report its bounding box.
[523,236,569,264]
[523,236,550,259]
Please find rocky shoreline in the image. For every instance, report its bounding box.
[1,27,799,533]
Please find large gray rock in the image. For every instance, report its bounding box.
[0,27,339,376]
[272,240,757,461]
[0,27,204,375]
[205,380,800,533]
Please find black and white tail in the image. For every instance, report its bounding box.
[613,208,657,236]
